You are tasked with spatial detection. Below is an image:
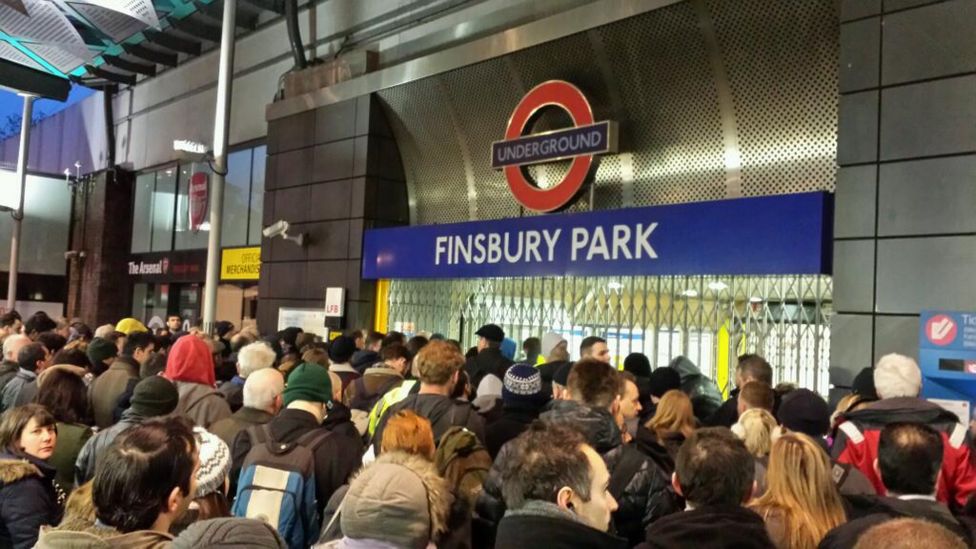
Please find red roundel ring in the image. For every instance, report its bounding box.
[504,81,596,212]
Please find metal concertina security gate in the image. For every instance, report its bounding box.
[385,274,831,397]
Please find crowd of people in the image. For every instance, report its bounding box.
[0,311,973,549]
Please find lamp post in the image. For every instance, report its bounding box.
[6,93,34,313]
[201,0,237,333]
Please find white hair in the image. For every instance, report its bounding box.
[94,324,116,338]
[237,341,277,378]
[3,334,30,362]
[243,368,284,410]
[874,353,922,399]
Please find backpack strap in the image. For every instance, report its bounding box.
[608,447,645,501]
[296,428,334,452]
[450,402,473,430]
[831,462,851,487]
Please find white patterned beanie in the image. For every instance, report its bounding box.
[193,426,231,497]
[502,363,545,405]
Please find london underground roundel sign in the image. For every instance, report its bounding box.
[492,80,618,212]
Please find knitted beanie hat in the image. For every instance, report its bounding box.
[776,388,831,438]
[86,337,118,366]
[502,363,545,405]
[283,362,333,407]
[328,336,357,364]
[129,375,180,417]
[193,427,231,498]
[648,367,682,398]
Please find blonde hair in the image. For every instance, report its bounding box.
[646,390,696,439]
[750,433,846,549]
[733,408,777,457]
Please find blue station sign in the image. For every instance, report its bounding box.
[362,192,832,279]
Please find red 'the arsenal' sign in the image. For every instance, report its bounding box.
[189,172,209,233]
[492,81,618,212]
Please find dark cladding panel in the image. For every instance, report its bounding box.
[836,90,878,165]
[308,179,353,221]
[315,99,357,145]
[268,110,315,155]
[311,139,356,182]
[304,220,352,261]
[882,0,976,86]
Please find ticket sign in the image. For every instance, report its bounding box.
[220,247,261,281]
[918,310,976,420]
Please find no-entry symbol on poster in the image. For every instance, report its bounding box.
[492,81,618,212]
[926,314,958,346]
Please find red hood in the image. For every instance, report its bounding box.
[165,335,215,386]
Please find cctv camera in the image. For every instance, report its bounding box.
[262,220,289,239]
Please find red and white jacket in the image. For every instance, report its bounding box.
[831,397,976,509]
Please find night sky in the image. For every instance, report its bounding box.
[0,84,95,123]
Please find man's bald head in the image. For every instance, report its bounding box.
[3,334,30,362]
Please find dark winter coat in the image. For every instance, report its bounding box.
[0,361,18,395]
[89,357,139,428]
[48,422,91,492]
[464,348,513,396]
[322,401,360,440]
[669,357,723,422]
[350,350,381,374]
[818,495,976,549]
[705,388,740,428]
[74,408,146,486]
[639,504,776,549]
[484,402,543,459]
[344,366,403,412]
[0,452,64,548]
[230,408,362,516]
[633,424,685,477]
[495,501,629,549]
[216,376,245,412]
[373,393,485,452]
[0,369,35,413]
[208,406,274,449]
[479,400,680,546]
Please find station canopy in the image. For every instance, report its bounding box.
[0,0,282,99]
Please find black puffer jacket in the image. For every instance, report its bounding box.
[670,357,723,422]
[0,452,64,548]
[478,400,680,546]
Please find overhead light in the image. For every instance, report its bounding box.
[173,139,209,155]
[607,282,623,290]
[680,289,699,298]
[707,281,728,291]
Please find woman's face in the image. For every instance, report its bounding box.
[19,418,56,460]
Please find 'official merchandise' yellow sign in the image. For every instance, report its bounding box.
[220,247,261,280]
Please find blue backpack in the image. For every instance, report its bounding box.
[231,425,333,549]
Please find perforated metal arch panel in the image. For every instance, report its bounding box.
[376,0,838,224]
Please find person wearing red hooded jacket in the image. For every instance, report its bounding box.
[831,353,976,510]
[165,334,231,429]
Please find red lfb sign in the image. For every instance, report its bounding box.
[189,172,209,232]
[495,80,617,213]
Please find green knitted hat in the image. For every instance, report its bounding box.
[86,337,118,365]
[283,362,332,407]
